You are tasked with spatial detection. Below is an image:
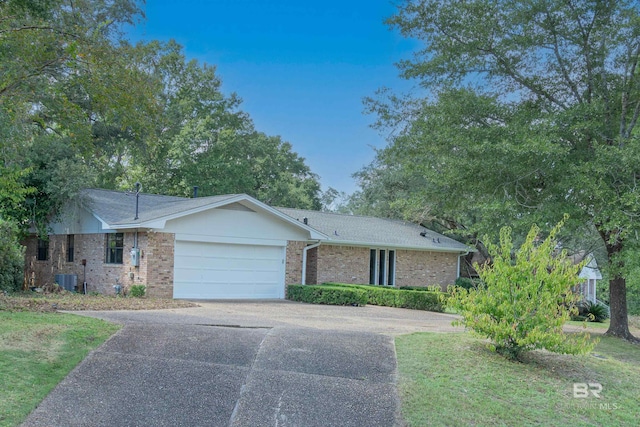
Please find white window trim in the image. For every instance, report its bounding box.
[369,248,396,286]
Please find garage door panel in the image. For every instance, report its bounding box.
[174,263,280,275]
[173,241,284,299]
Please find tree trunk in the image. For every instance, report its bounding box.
[606,275,635,340]
[602,239,637,341]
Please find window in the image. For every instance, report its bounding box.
[67,235,74,263]
[378,249,386,286]
[388,250,395,286]
[37,238,49,261]
[369,249,396,286]
[369,249,376,285]
[105,233,124,264]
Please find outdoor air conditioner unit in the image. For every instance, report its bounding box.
[55,274,78,292]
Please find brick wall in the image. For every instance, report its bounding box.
[316,245,371,284]
[285,241,305,284]
[146,232,175,298]
[306,246,318,285]
[395,250,459,289]
[23,231,176,297]
[305,244,459,289]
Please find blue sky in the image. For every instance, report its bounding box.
[128,0,419,195]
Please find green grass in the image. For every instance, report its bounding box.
[566,320,610,329]
[0,312,120,427]
[396,332,640,426]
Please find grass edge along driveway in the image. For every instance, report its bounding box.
[395,332,640,427]
[0,312,120,427]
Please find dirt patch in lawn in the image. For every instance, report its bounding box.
[0,293,198,312]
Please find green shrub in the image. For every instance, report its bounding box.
[396,290,444,311]
[399,286,433,291]
[322,282,445,312]
[365,286,398,306]
[0,218,24,293]
[454,277,476,290]
[577,300,610,322]
[447,218,596,360]
[322,282,368,289]
[286,284,367,306]
[129,285,146,298]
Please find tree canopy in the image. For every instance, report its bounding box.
[359,0,640,339]
[0,0,323,239]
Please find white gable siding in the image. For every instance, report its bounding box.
[50,205,107,235]
[163,207,310,246]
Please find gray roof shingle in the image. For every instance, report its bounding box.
[80,188,238,225]
[79,189,470,252]
[276,207,470,252]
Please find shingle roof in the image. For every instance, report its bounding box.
[79,189,470,252]
[276,207,470,252]
[80,188,238,226]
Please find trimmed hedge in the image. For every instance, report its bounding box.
[322,282,444,312]
[395,290,443,311]
[286,284,367,306]
[398,286,436,292]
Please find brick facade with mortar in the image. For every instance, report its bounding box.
[24,234,459,298]
[395,249,459,290]
[145,232,175,298]
[23,231,175,297]
[289,244,459,288]
[315,245,371,285]
[305,246,318,285]
[285,240,305,285]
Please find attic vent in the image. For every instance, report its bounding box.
[432,238,441,243]
[219,202,255,212]
[303,217,308,225]
[420,231,427,237]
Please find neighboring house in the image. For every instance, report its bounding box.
[23,189,471,299]
[573,253,602,303]
[465,249,601,303]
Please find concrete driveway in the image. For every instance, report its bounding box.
[23,301,462,427]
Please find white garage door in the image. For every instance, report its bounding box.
[173,241,285,299]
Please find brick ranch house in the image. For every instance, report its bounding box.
[23,189,471,299]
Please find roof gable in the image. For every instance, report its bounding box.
[78,189,326,239]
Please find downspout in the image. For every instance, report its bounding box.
[301,242,321,285]
[457,250,470,279]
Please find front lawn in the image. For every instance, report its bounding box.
[0,312,120,427]
[396,332,640,426]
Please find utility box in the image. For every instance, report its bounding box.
[130,248,140,267]
[55,274,77,292]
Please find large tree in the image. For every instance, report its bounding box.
[121,40,322,209]
[1,1,322,233]
[368,0,640,339]
[0,0,148,229]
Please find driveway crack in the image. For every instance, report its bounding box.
[193,323,272,329]
[228,328,274,427]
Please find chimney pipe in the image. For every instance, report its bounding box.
[134,182,141,220]
[193,186,199,198]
